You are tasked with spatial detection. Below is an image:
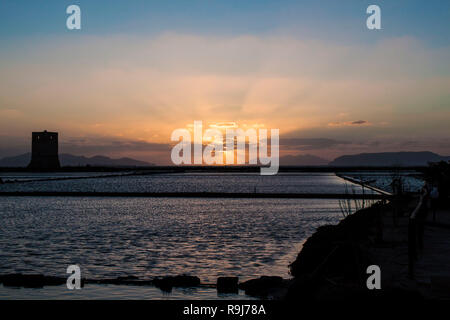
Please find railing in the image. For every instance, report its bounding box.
[335,174,393,197]
[408,194,427,278]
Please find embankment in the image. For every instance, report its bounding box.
[286,198,422,300]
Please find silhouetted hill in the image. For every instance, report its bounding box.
[280,154,329,166]
[329,151,450,167]
[0,153,153,167]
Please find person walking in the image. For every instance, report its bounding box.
[430,185,439,222]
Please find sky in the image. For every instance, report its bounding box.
[0,0,449,164]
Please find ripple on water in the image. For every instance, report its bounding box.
[0,196,342,284]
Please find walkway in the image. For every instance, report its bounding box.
[414,207,450,299]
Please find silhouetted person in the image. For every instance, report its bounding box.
[421,181,430,196]
[430,186,439,221]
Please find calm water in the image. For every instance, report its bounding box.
[0,284,253,300]
[0,173,358,299]
[0,171,126,182]
[0,172,369,193]
[341,171,424,193]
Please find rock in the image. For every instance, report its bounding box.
[288,203,384,279]
[217,277,239,293]
[285,275,316,301]
[239,276,285,297]
[0,274,66,288]
[85,275,152,286]
[153,275,200,292]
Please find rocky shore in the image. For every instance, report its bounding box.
[0,272,292,299]
[286,197,424,300]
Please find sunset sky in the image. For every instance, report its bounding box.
[1,0,449,164]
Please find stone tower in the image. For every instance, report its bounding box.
[28,130,61,169]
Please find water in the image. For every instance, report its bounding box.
[0,171,126,182]
[0,172,369,193]
[0,197,342,280]
[340,171,424,193]
[0,173,358,299]
[0,284,253,300]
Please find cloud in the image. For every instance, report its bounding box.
[280,138,350,150]
[209,122,239,129]
[351,120,368,125]
[60,137,171,155]
[328,120,371,127]
[0,32,449,160]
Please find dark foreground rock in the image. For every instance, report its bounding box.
[0,274,202,291]
[239,276,289,298]
[85,275,153,286]
[286,202,384,300]
[217,277,239,293]
[286,199,425,300]
[0,274,67,288]
[153,275,201,292]
[289,203,384,279]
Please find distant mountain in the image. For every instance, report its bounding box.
[329,151,450,167]
[0,153,30,167]
[279,154,329,166]
[0,153,153,167]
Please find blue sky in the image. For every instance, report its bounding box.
[0,0,449,46]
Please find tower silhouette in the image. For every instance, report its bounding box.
[28,130,60,169]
